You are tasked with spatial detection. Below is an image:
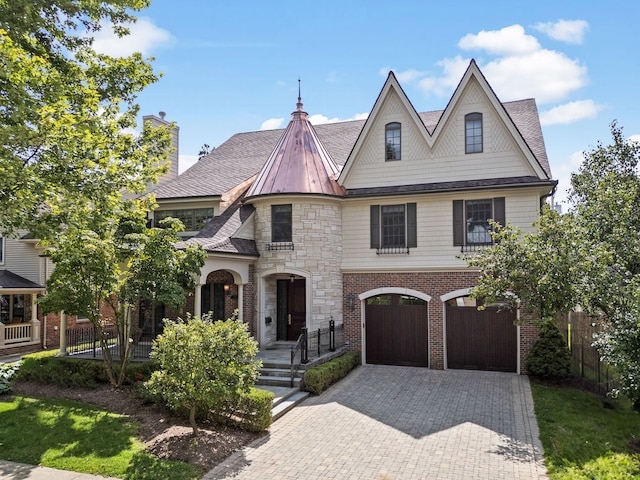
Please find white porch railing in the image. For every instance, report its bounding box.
[0,320,40,347]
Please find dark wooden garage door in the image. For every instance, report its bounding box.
[446,301,517,372]
[365,294,428,367]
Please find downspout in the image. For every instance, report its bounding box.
[539,181,559,212]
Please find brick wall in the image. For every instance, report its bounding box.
[343,271,537,373]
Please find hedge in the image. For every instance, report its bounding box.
[17,353,157,388]
[303,351,361,395]
[209,387,274,432]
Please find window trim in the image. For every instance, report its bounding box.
[370,203,417,253]
[271,204,293,243]
[154,207,214,231]
[465,112,483,154]
[0,237,4,265]
[453,197,505,250]
[385,122,401,161]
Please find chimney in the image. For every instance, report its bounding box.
[143,112,179,186]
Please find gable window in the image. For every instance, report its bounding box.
[155,208,213,231]
[385,122,401,161]
[370,203,417,254]
[272,204,292,243]
[453,197,505,251]
[465,113,483,153]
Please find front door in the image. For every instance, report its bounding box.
[276,278,306,341]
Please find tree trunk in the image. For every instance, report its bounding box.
[116,304,133,388]
[189,404,199,436]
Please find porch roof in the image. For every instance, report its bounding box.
[0,270,44,290]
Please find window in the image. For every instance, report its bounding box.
[370,203,417,253]
[272,204,292,242]
[0,237,3,265]
[154,208,213,231]
[385,122,401,160]
[453,197,505,249]
[0,294,25,324]
[465,113,483,153]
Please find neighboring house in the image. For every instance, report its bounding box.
[149,59,556,374]
[0,233,45,352]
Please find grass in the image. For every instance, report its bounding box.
[0,395,200,480]
[531,380,640,479]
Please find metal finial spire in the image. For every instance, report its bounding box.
[296,78,303,111]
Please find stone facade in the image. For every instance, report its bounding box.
[253,198,343,344]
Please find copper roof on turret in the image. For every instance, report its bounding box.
[245,89,345,199]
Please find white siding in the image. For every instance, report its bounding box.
[342,78,537,190]
[341,189,541,271]
[1,232,42,285]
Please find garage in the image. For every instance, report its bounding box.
[365,294,428,367]
[445,297,517,372]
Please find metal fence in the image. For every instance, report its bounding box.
[556,312,619,395]
[306,322,345,357]
[66,324,154,359]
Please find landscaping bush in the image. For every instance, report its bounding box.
[303,351,360,395]
[147,315,261,435]
[17,352,158,389]
[0,362,21,394]
[526,320,572,379]
[212,387,274,432]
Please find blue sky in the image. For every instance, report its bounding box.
[92,0,640,207]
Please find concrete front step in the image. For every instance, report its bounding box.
[272,391,309,420]
[256,385,310,421]
[258,374,302,388]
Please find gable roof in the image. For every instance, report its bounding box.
[338,60,551,184]
[151,64,552,201]
[245,96,344,199]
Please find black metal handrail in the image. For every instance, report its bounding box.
[290,327,308,388]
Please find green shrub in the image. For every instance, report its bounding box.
[212,387,274,432]
[17,354,158,389]
[147,315,261,435]
[303,351,360,395]
[0,362,21,394]
[526,320,572,379]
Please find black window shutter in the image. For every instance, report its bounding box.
[407,203,417,248]
[453,200,464,246]
[493,197,506,227]
[370,205,380,249]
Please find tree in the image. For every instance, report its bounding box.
[466,206,582,324]
[468,122,640,406]
[147,314,261,436]
[40,198,207,388]
[569,122,640,406]
[0,1,171,239]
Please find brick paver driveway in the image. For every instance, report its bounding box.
[204,366,547,480]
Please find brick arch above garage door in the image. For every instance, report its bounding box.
[365,293,428,367]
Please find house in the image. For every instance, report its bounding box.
[147,59,556,374]
[3,60,555,372]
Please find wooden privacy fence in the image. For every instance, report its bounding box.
[556,312,619,395]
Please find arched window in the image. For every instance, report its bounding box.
[385,122,401,160]
[465,113,483,153]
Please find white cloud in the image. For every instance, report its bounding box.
[179,154,199,174]
[458,24,540,56]
[553,150,585,206]
[629,134,640,144]
[92,17,174,57]
[308,112,369,125]
[260,118,285,130]
[418,56,470,97]
[539,100,605,126]
[533,20,589,44]
[482,50,587,103]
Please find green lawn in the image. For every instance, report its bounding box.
[531,381,640,479]
[0,396,200,479]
